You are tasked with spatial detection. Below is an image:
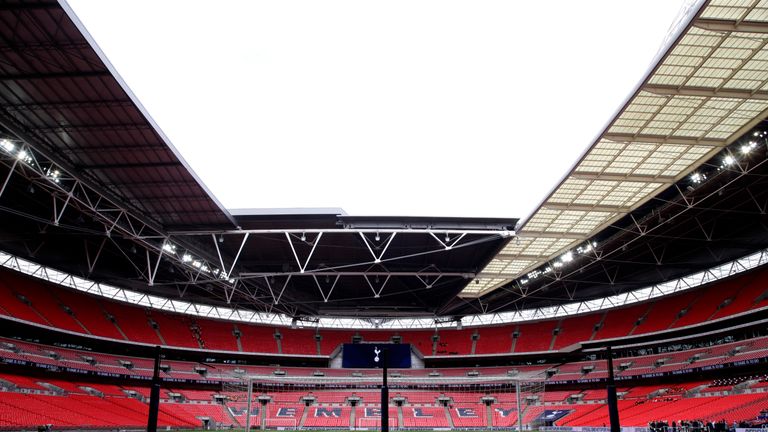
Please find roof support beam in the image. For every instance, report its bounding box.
[541,202,631,212]
[602,133,726,147]
[571,171,677,183]
[515,231,584,240]
[0,99,133,112]
[492,254,546,261]
[33,123,152,133]
[476,272,525,279]
[170,228,514,237]
[643,84,768,100]
[0,41,92,53]
[81,161,182,170]
[0,71,110,81]
[240,271,472,278]
[694,18,768,34]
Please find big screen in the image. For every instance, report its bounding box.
[341,343,411,368]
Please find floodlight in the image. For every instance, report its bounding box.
[689,172,704,184]
[741,141,757,154]
[1,139,14,152]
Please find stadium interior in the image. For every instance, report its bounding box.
[2,0,768,431]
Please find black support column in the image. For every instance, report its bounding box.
[147,345,161,432]
[606,346,621,432]
[381,348,389,432]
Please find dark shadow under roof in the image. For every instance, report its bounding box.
[0,0,235,231]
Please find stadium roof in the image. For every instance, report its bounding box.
[0,0,514,317]
[468,0,768,297]
[0,1,236,232]
[0,0,767,324]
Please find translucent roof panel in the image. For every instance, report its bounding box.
[548,178,664,209]
[461,0,768,298]
[524,209,617,235]
[460,277,507,296]
[576,139,717,178]
[480,258,537,277]
[499,236,575,258]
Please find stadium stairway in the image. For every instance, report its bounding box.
[299,404,309,428]
[444,405,454,428]
[233,324,244,352]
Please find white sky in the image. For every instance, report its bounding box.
[66,0,688,219]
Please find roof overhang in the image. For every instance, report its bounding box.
[466,0,768,297]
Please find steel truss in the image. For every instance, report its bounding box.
[179,228,512,304]
[0,132,262,309]
[0,131,513,312]
[486,128,768,313]
[2,246,766,330]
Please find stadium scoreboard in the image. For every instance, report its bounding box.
[341,343,411,368]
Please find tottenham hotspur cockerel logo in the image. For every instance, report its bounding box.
[373,347,381,363]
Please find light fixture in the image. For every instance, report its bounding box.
[301,232,306,242]
[741,141,757,154]
[690,172,705,184]
[0,139,14,152]
[218,235,224,243]
[17,149,32,164]
[723,154,735,166]
[561,251,573,263]
[375,232,380,242]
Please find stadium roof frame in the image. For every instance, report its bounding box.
[467,0,768,297]
[2,245,765,330]
[0,0,515,316]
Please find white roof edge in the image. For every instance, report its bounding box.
[57,0,238,228]
[517,0,707,231]
[229,207,348,216]
[2,246,766,330]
